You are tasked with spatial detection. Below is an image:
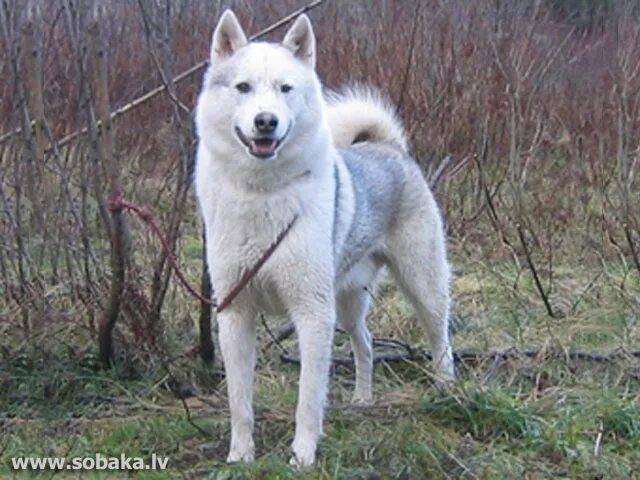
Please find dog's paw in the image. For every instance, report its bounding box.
[289,439,316,469]
[433,372,455,392]
[288,452,315,469]
[350,393,373,407]
[435,358,455,383]
[226,448,254,464]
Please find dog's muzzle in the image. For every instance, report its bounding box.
[235,123,291,159]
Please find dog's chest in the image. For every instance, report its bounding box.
[207,200,314,315]
[208,223,289,314]
[204,173,337,314]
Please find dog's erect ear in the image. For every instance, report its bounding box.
[210,10,247,64]
[281,14,316,67]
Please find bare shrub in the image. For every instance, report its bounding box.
[0,0,637,367]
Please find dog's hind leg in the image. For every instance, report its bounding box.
[337,288,373,405]
[386,216,454,382]
[218,309,257,463]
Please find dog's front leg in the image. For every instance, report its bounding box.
[289,302,336,468]
[218,309,257,463]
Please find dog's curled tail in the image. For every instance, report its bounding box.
[325,87,409,152]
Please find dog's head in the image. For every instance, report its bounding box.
[196,10,324,165]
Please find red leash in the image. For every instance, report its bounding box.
[107,193,298,313]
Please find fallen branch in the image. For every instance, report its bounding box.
[280,344,640,368]
[261,320,295,353]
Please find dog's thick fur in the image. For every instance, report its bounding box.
[194,10,454,467]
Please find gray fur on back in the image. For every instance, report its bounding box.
[337,142,408,275]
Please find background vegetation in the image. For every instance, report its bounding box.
[1,0,638,478]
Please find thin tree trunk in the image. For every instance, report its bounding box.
[87,11,129,367]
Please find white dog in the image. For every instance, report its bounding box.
[194,10,454,467]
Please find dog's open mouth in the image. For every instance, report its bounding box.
[251,137,279,157]
[235,126,289,159]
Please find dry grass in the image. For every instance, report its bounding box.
[2,267,639,478]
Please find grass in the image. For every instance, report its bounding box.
[2,260,639,479]
[2,364,638,478]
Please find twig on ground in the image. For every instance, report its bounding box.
[46,432,78,480]
[260,315,291,355]
[280,344,640,369]
[593,420,603,457]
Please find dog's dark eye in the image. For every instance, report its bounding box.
[281,84,293,93]
[235,82,251,93]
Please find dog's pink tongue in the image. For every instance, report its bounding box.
[252,139,277,155]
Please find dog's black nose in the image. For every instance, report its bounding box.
[254,112,278,134]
